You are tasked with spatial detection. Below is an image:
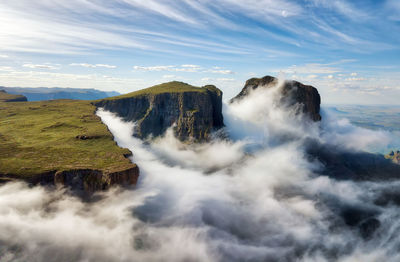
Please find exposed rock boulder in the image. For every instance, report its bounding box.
[54,166,139,192]
[95,81,224,141]
[230,75,321,121]
[0,90,27,102]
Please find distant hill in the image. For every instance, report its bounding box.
[0,90,27,102]
[0,87,120,101]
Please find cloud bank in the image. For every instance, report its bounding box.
[1,82,400,261]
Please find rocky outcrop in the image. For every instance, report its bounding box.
[0,165,139,193]
[0,90,27,102]
[230,75,321,121]
[305,139,400,181]
[54,166,139,192]
[95,82,224,141]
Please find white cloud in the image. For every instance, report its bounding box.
[133,65,175,71]
[0,66,13,72]
[207,69,235,74]
[22,64,59,70]
[133,65,234,74]
[345,77,365,81]
[162,74,176,79]
[281,63,340,75]
[0,54,9,58]
[307,74,318,79]
[70,63,116,69]
[327,75,334,79]
[216,78,235,81]
[181,64,201,68]
[350,72,357,76]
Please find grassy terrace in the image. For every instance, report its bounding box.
[102,81,217,100]
[0,100,134,179]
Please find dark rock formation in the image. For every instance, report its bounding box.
[95,82,224,141]
[0,90,27,102]
[340,205,381,239]
[54,166,139,192]
[230,75,321,121]
[305,139,400,181]
[0,166,139,193]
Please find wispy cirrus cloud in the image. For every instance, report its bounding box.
[22,63,60,70]
[279,63,341,75]
[133,65,234,74]
[70,63,116,69]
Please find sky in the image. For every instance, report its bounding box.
[0,0,399,104]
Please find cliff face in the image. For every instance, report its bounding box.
[231,76,321,121]
[95,82,224,141]
[2,166,139,193]
[54,166,139,192]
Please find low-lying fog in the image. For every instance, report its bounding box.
[1,82,400,262]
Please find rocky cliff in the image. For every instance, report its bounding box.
[95,81,224,141]
[53,166,139,192]
[0,90,27,102]
[1,166,139,193]
[231,75,321,121]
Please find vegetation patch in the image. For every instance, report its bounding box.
[101,81,217,100]
[0,100,135,180]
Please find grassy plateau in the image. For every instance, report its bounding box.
[102,81,219,101]
[0,99,134,179]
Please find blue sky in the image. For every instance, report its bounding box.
[0,0,399,104]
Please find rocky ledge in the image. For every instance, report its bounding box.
[230,75,321,121]
[0,166,139,193]
[54,166,139,192]
[95,81,224,141]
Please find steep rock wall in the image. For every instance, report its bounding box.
[231,75,321,121]
[96,86,224,141]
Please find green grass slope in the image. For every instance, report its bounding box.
[0,100,135,179]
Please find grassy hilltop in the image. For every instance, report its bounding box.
[102,81,220,100]
[0,99,134,179]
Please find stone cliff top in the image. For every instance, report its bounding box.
[102,81,222,101]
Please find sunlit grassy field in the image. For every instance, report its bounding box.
[0,99,134,179]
